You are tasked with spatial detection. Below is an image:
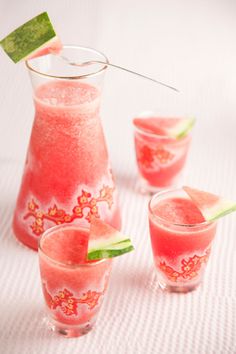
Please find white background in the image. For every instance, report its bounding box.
[0,1,236,353]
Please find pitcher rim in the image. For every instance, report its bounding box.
[25,45,109,80]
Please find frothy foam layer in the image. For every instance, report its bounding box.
[35,80,100,106]
[41,227,89,265]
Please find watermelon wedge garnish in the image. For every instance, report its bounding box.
[133,116,195,139]
[0,12,61,63]
[183,186,236,221]
[87,218,134,260]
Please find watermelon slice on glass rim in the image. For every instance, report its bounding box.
[183,186,236,222]
[87,218,134,260]
[0,12,61,63]
[133,114,195,139]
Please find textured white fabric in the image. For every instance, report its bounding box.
[1,1,236,353]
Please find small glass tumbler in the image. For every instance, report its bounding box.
[148,189,217,293]
[38,224,112,337]
[133,117,192,194]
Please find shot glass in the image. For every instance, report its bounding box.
[148,189,217,293]
[133,116,192,193]
[38,224,112,337]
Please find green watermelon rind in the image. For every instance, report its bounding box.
[0,12,57,63]
[168,117,196,139]
[87,239,134,260]
[202,200,236,222]
[24,36,60,60]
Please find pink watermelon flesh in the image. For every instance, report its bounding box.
[133,117,181,136]
[89,218,120,242]
[88,218,134,260]
[183,186,220,210]
[155,197,205,225]
[183,186,236,221]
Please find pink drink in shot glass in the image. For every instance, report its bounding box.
[38,224,112,337]
[148,188,217,293]
[133,116,193,193]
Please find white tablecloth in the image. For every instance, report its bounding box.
[1,1,236,353]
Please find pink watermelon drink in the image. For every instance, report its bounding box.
[13,46,121,250]
[133,116,194,192]
[39,224,112,337]
[148,188,217,292]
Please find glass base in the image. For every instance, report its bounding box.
[137,175,182,195]
[158,279,200,293]
[137,179,162,195]
[155,269,202,293]
[44,316,95,338]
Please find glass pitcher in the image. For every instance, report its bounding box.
[13,46,121,250]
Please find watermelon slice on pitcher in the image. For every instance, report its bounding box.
[183,186,236,221]
[0,12,61,63]
[87,218,134,260]
[133,115,195,139]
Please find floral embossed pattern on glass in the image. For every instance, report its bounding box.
[148,189,217,293]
